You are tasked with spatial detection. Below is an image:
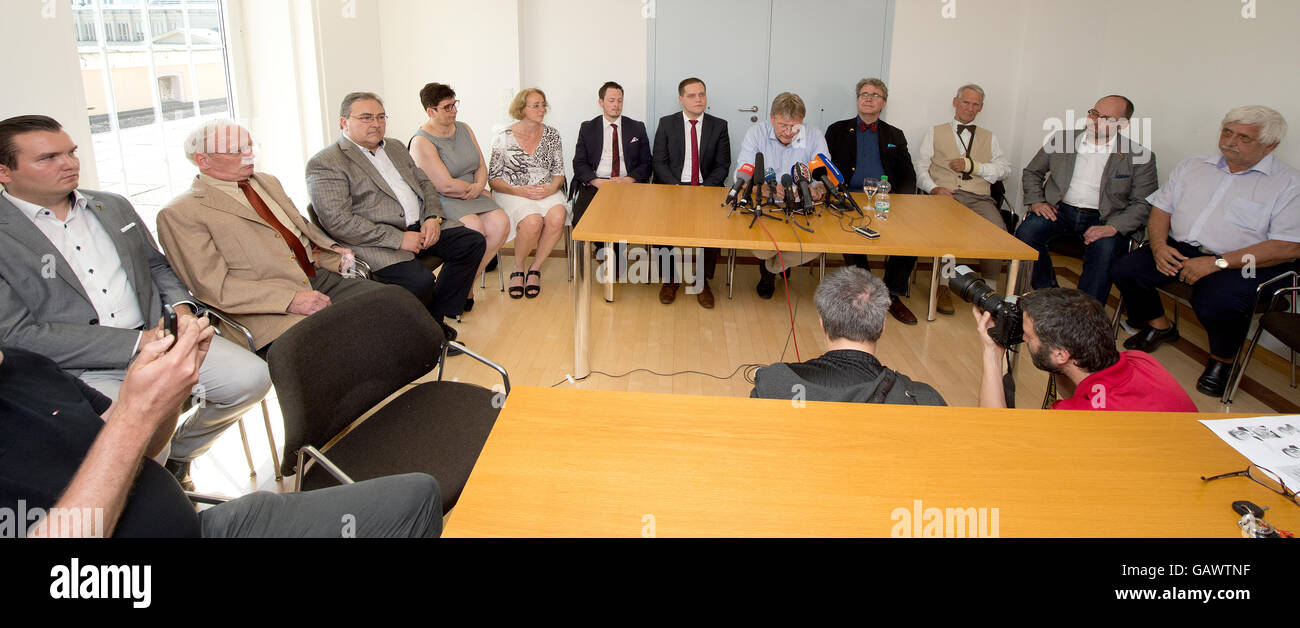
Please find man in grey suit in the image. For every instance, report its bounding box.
[750,267,945,405]
[0,115,270,488]
[1017,94,1157,304]
[306,92,485,346]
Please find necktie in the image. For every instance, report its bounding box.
[238,180,316,278]
[956,125,976,180]
[689,119,700,186]
[610,123,621,178]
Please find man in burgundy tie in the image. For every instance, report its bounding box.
[571,81,653,279]
[157,121,389,352]
[650,78,732,308]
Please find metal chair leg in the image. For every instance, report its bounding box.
[819,254,825,281]
[260,399,282,481]
[727,249,736,299]
[236,418,256,478]
[565,225,574,283]
[1222,323,1266,405]
[498,257,505,291]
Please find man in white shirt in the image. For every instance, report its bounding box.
[1112,105,1300,397]
[0,114,270,489]
[1018,94,1157,304]
[914,84,1014,313]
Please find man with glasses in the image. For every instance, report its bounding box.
[914,84,1014,313]
[973,286,1195,411]
[739,91,830,299]
[307,92,485,351]
[1112,105,1300,397]
[0,114,270,490]
[1017,95,1157,305]
[157,120,388,351]
[826,78,919,323]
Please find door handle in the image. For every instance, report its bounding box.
[738,106,758,113]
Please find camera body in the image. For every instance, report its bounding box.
[950,267,1023,347]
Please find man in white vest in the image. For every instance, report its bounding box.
[914,84,1013,314]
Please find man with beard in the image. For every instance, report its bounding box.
[974,287,1196,411]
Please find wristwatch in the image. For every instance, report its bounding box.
[1214,256,1229,270]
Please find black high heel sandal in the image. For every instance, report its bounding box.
[508,272,525,299]
[525,269,542,298]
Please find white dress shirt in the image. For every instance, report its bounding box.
[1061,132,1118,209]
[596,116,629,179]
[1150,153,1300,254]
[914,119,1011,193]
[680,112,704,184]
[6,190,145,330]
[344,135,423,226]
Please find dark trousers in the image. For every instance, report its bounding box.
[372,225,486,319]
[843,254,916,297]
[651,245,718,282]
[1014,202,1127,303]
[1111,239,1290,358]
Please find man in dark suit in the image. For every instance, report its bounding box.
[0,115,269,489]
[650,77,731,307]
[826,78,920,325]
[571,82,651,278]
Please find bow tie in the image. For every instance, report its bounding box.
[957,124,976,134]
[858,120,879,133]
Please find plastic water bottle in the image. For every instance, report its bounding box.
[874,175,892,220]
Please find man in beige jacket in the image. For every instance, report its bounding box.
[157,120,386,351]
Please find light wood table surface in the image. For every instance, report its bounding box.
[568,183,1039,377]
[444,386,1300,538]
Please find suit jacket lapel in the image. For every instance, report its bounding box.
[191,176,264,225]
[0,194,91,303]
[338,136,401,203]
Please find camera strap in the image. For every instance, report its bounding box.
[866,370,899,404]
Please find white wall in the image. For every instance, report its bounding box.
[375,0,521,159]
[887,0,1300,209]
[0,0,100,188]
[520,0,648,183]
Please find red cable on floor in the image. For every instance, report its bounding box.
[757,215,800,362]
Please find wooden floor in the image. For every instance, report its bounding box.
[192,251,1300,496]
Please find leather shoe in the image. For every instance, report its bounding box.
[889,296,918,325]
[756,267,776,299]
[164,459,194,491]
[697,281,715,309]
[438,320,465,357]
[1196,359,1233,397]
[936,285,955,315]
[659,282,679,304]
[1123,324,1178,353]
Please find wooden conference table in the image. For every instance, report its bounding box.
[444,387,1300,538]
[569,183,1039,377]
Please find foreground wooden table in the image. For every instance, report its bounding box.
[444,386,1299,538]
[569,183,1038,376]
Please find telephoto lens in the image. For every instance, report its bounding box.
[949,266,1024,347]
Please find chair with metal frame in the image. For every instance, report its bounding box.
[266,284,508,514]
[1221,274,1299,405]
[198,301,283,481]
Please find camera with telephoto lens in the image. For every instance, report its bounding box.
[950,266,1023,347]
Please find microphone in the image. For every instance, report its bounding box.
[780,173,797,208]
[752,152,765,206]
[792,163,814,211]
[813,153,846,188]
[725,163,754,206]
[763,168,777,206]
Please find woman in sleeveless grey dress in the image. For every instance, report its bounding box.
[410,83,509,309]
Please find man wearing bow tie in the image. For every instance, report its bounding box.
[826,78,919,324]
[915,84,1014,313]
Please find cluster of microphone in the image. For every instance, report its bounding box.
[722,152,863,219]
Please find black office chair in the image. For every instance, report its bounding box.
[1223,283,1300,405]
[267,285,508,513]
